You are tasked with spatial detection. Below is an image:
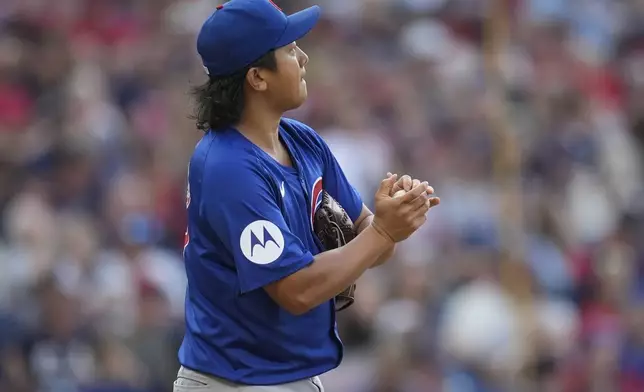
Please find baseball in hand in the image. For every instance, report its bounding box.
[393,190,406,198]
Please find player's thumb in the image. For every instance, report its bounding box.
[376,174,397,197]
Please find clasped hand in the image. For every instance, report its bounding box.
[371,173,440,243]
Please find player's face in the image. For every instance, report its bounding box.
[267,42,309,110]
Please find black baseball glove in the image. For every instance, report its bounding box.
[313,190,357,312]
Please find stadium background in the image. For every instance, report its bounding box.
[1,0,644,391]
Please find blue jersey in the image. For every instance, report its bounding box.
[178,118,363,385]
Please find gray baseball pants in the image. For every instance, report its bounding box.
[173,366,325,392]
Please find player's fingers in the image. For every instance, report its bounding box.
[425,185,435,195]
[400,181,428,203]
[412,179,421,190]
[391,182,403,196]
[411,215,427,231]
[408,192,429,210]
[401,175,413,191]
[377,174,398,197]
[409,196,430,215]
[390,174,411,195]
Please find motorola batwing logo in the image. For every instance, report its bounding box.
[239,220,285,264]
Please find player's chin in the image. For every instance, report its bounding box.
[287,87,308,109]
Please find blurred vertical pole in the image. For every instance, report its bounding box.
[482,0,536,383]
[482,0,524,263]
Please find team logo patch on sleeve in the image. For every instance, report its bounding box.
[239,220,285,264]
[310,177,323,229]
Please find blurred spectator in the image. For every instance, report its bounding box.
[23,274,100,392]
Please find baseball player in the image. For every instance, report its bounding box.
[174,0,440,391]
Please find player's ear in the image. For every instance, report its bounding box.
[245,67,268,92]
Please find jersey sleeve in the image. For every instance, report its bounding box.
[201,160,314,294]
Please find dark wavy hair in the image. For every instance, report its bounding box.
[190,51,277,132]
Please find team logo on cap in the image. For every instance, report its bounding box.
[268,0,282,11]
[240,220,285,264]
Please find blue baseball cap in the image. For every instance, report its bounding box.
[197,0,321,77]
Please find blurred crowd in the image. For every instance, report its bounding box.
[1,0,644,391]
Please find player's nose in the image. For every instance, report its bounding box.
[297,47,309,68]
